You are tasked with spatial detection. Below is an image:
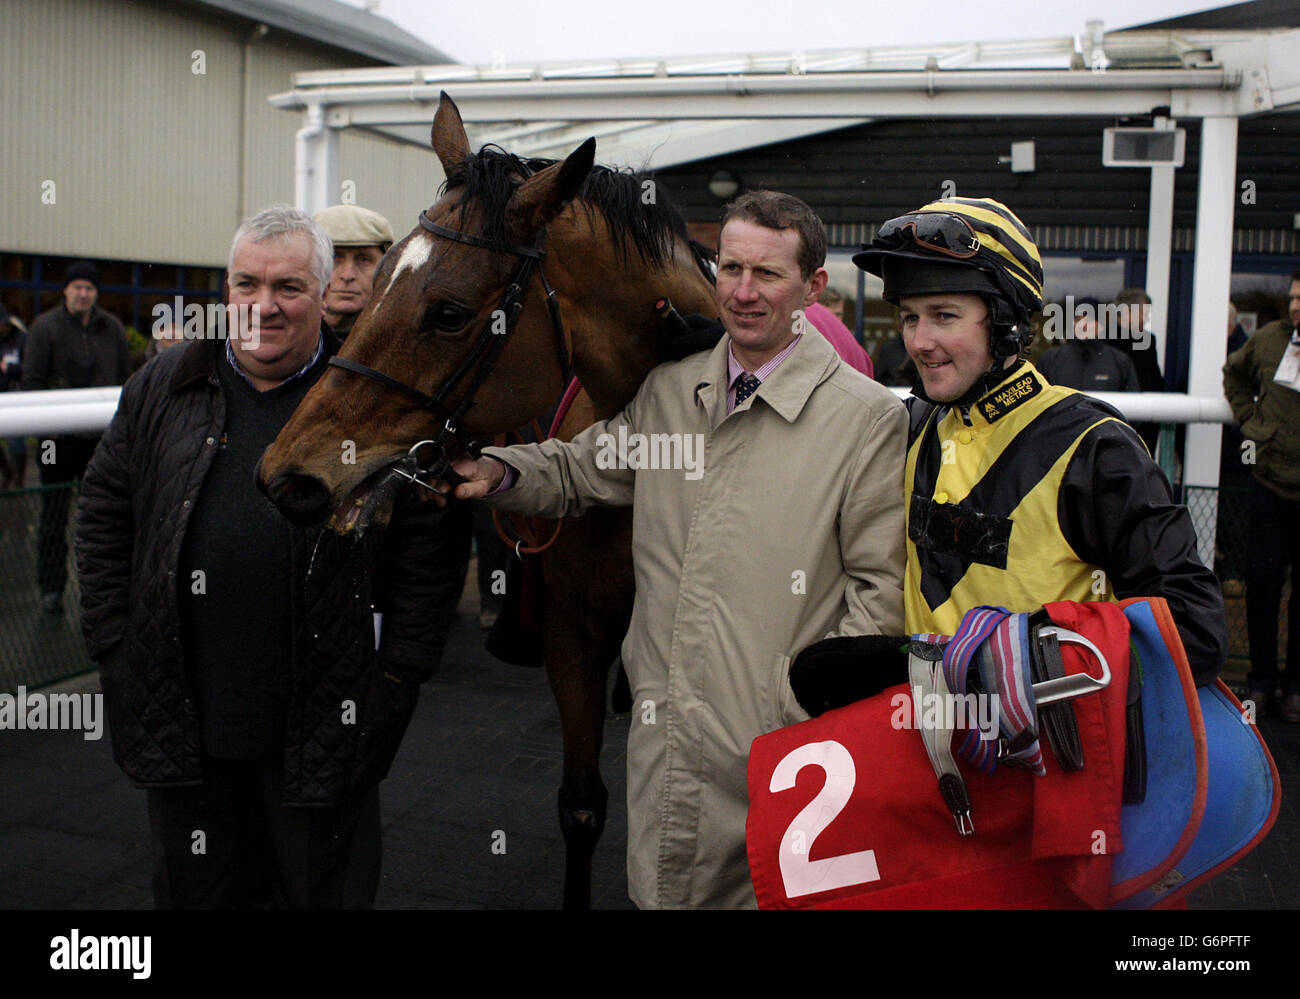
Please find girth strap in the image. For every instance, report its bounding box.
[909,636,974,836]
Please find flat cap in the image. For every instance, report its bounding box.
[313,205,395,248]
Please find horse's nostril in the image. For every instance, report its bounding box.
[264,472,332,525]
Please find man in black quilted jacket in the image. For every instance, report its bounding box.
[75,205,470,909]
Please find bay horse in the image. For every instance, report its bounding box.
[258,92,717,908]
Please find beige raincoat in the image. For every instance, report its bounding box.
[485,330,906,907]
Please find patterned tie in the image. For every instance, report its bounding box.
[734,372,760,407]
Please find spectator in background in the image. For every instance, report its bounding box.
[0,305,28,490]
[1217,299,1250,590]
[23,261,128,613]
[806,300,873,378]
[1227,301,1248,356]
[1109,288,1162,390]
[144,312,189,361]
[312,203,493,624]
[312,205,394,339]
[1223,270,1300,723]
[818,285,845,323]
[129,310,191,375]
[1106,288,1164,451]
[1038,296,1140,394]
[873,324,916,389]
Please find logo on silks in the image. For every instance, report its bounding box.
[745,598,1279,910]
[978,372,1040,423]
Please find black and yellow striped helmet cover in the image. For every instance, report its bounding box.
[861,197,1044,325]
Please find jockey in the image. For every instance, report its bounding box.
[851,197,1226,685]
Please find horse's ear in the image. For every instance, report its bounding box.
[509,138,596,232]
[431,91,471,174]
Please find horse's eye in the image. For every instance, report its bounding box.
[428,303,471,332]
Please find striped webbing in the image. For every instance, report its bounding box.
[942,606,1045,776]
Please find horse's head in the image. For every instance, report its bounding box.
[258,93,603,532]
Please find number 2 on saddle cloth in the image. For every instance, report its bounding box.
[745,597,1280,909]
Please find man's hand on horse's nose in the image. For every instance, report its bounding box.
[447,455,506,502]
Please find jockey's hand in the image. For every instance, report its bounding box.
[437,454,506,503]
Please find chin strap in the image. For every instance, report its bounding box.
[912,348,1027,412]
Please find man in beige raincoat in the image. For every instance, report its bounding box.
[450,191,907,908]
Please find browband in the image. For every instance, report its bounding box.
[418,212,545,259]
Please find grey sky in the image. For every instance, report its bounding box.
[347,0,1227,65]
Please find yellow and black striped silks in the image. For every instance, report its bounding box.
[904,362,1125,638]
[906,197,1044,319]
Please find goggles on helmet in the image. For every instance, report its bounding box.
[874,212,981,261]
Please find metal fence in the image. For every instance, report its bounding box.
[0,482,93,692]
[1185,482,1288,682]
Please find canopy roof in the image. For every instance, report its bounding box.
[271,28,1300,169]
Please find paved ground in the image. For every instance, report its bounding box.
[0,565,1296,911]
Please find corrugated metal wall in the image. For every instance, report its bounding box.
[0,0,443,267]
[336,129,448,245]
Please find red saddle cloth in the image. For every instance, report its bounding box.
[746,601,1132,909]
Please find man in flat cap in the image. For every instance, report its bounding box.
[313,205,394,339]
[315,204,505,628]
[24,261,128,613]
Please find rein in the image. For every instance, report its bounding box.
[326,208,572,486]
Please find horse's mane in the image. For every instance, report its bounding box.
[441,145,697,272]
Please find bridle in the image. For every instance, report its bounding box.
[326,208,571,487]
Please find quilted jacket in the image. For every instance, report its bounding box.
[75,333,470,804]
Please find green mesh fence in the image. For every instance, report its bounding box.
[0,482,94,693]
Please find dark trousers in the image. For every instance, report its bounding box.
[146,756,381,909]
[36,435,98,595]
[1245,476,1300,695]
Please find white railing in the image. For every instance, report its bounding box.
[884,388,1234,425]
[0,388,122,437]
[1,386,1237,439]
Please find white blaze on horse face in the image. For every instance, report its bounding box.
[381,235,433,298]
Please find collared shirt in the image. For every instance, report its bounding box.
[225,331,325,389]
[493,331,807,494]
[726,333,802,411]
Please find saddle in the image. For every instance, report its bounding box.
[745,597,1279,909]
